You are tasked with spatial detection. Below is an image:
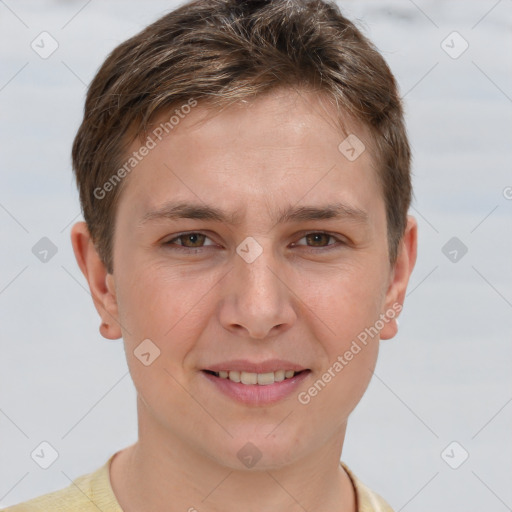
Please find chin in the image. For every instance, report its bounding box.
[207,432,303,471]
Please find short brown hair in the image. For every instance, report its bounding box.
[72,0,412,274]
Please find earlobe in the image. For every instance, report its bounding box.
[99,320,119,339]
[70,221,123,340]
[380,215,418,340]
[381,318,398,340]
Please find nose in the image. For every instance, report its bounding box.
[218,240,297,340]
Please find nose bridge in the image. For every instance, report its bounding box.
[220,234,295,338]
[235,234,281,304]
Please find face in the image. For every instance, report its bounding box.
[73,88,416,470]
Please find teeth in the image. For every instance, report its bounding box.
[241,371,257,385]
[257,372,274,385]
[213,369,301,385]
[229,370,241,382]
[274,369,285,382]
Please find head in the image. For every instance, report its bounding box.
[71,0,417,470]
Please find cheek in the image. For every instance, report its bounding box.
[298,341,379,425]
[296,261,386,408]
[115,266,211,413]
[299,260,386,338]
[297,272,381,416]
[114,264,225,405]
[116,261,217,339]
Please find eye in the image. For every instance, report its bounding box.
[293,232,345,251]
[163,232,216,252]
[162,231,346,254]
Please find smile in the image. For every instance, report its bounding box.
[204,369,306,385]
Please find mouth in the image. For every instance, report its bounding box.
[202,369,310,385]
[200,367,311,405]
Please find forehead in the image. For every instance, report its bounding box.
[117,89,381,226]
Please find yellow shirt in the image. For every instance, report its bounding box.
[1,454,394,512]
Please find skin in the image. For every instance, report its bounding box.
[71,88,417,512]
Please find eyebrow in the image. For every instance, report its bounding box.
[138,200,369,227]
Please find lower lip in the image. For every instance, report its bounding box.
[201,370,311,406]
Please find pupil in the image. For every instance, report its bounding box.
[186,234,202,246]
[309,233,326,246]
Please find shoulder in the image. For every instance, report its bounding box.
[341,462,395,512]
[1,455,122,512]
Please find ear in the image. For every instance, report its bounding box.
[70,221,122,340]
[380,215,418,340]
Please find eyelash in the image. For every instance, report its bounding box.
[162,231,346,254]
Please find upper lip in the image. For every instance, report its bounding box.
[204,359,309,374]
